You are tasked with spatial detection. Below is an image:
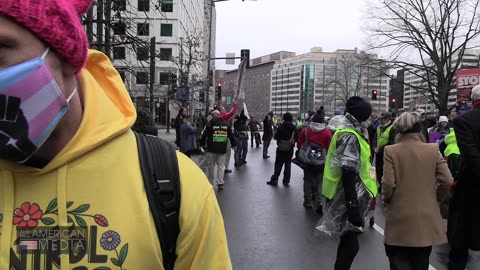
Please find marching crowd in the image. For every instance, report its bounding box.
[175,89,480,270]
[1,1,478,268]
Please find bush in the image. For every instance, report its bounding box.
[132,109,157,136]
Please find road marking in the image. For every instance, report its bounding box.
[372,223,438,270]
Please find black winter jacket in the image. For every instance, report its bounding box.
[200,117,236,154]
[262,116,273,141]
[274,122,296,142]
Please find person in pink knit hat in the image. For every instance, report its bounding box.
[0,1,232,270]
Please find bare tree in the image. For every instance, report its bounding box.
[365,0,480,114]
[170,32,207,110]
[327,54,379,106]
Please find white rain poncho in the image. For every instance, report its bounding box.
[316,114,374,237]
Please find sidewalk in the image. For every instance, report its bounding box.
[157,128,208,172]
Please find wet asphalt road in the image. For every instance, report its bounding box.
[208,140,450,270]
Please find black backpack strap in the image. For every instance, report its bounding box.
[134,131,181,270]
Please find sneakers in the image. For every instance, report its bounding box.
[266,180,278,186]
[218,184,224,190]
[224,169,232,173]
[282,180,290,186]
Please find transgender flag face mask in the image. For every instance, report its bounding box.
[0,47,76,164]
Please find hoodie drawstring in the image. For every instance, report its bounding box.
[0,171,14,269]
[57,166,69,270]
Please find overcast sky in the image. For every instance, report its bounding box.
[214,0,370,70]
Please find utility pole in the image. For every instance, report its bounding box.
[166,70,171,133]
[334,58,337,111]
[96,0,104,52]
[150,36,156,122]
[104,0,112,58]
[205,0,214,116]
[322,59,325,107]
[86,5,94,45]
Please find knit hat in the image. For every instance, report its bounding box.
[0,0,93,73]
[438,116,448,123]
[311,108,325,123]
[334,108,343,116]
[345,96,372,122]
[282,112,293,122]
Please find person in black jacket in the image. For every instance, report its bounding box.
[262,112,274,159]
[174,107,187,147]
[448,85,480,270]
[267,112,296,186]
[200,110,236,190]
[248,116,261,148]
[233,110,249,166]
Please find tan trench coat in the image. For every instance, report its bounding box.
[382,133,453,247]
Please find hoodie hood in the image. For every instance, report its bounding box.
[0,50,136,270]
[327,114,362,133]
[327,113,370,139]
[310,122,327,132]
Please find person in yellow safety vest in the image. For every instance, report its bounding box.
[317,96,378,270]
[373,112,396,191]
[296,117,304,127]
[444,128,461,179]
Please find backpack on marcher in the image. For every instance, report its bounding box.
[134,132,181,270]
[297,128,327,168]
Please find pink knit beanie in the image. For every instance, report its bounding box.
[0,0,93,73]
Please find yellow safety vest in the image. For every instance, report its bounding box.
[323,128,378,199]
[376,125,393,148]
[444,128,460,157]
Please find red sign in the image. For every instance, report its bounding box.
[456,68,480,102]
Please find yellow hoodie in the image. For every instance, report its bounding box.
[0,50,232,270]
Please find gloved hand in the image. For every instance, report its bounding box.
[341,168,364,227]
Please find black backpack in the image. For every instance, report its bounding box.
[134,132,181,270]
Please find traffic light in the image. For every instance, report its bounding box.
[213,104,217,110]
[391,98,396,108]
[216,83,222,102]
[240,49,250,68]
[372,89,378,100]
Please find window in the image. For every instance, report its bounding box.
[160,24,173,37]
[112,22,126,35]
[159,48,172,61]
[160,72,170,85]
[137,46,149,61]
[113,47,126,60]
[113,0,127,11]
[136,72,148,84]
[138,0,149,11]
[161,0,173,12]
[137,23,149,36]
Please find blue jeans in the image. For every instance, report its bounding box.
[234,137,248,165]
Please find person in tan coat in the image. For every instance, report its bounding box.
[382,112,453,270]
